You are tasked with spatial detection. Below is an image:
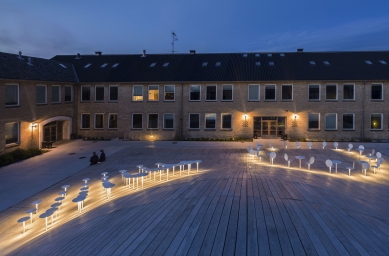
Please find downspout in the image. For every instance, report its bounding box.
[180,82,183,140]
[362,81,366,141]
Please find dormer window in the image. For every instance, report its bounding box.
[243,53,248,57]
[323,61,330,65]
[163,62,169,67]
[267,53,272,57]
[310,61,316,65]
[215,62,221,67]
[84,63,91,68]
[101,63,108,68]
[112,63,119,68]
[365,60,373,65]
[150,63,157,67]
[202,62,208,67]
[379,60,387,65]
[269,61,274,66]
[255,62,261,66]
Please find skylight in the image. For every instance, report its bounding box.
[269,61,274,66]
[323,61,330,65]
[365,60,373,65]
[84,63,91,68]
[379,60,387,65]
[112,63,119,68]
[59,63,67,68]
[101,63,108,68]
[215,62,221,67]
[267,53,272,57]
[280,53,285,57]
[255,62,261,66]
[202,62,208,67]
[255,53,260,57]
[310,61,316,65]
[163,62,169,67]
[243,53,248,57]
[150,62,157,67]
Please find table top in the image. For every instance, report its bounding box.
[61,185,70,189]
[31,199,42,205]
[18,216,30,223]
[136,172,149,177]
[366,155,376,159]
[295,156,306,160]
[82,178,90,182]
[58,191,66,195]
[72,197,85,203]
[103,182,115,189]
[358,160,368,164]
[80,187,88,191]
[101,172,109,175]
[51,203,62,208]
[26,208,36,214]
[332,160,342,164]
[55,197,65,202]
[119,170,127,173]
[47,207,58,213]
[39,212,52,218]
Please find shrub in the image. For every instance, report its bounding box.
[0,148,45,168]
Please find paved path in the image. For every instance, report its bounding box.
[1,139,389,255]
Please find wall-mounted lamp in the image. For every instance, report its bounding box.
[242,113,249,128]
[293,113,298,119]
[31,123,38,129]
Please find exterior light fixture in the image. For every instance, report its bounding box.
[242,113,248,128]
[293,113,298,119]
[31,123,38,129]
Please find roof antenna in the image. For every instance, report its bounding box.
[171,32,178,54]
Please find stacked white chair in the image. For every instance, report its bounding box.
[308,142,312,149]
[334,142,338,150]
[347,143,353,152]
[306,157,315,170]
[295,142,300,149]
[284,154,293,168]
[345,162,355,176]
[325,159,333,173]
[322,141,327,149]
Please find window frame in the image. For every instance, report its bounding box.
[133,85,143,101]
[342,113,355,130]
[343,84,355,100]
[94,113,104,129]
[5,84,19,107]
[281,84,293,101]
[222,84,233,101]
[80,113,91,129]
[221,113,233,129]
[108,113,118,129]
[95,85,105,102]
[81,85,91,102]
[325,113,337,130]
[205,113,217,129]
[109,85,119,102]
[308,84,321,101]
[64,85,73,102]
[189,85,201,101]
[264,84,276,101]
[325,84,338,101]
[370,113,383,130]
[36,84,47,105]
[5,122,20,146]
[147,113,159,129]
[164,85,175,101]
[206,84,217,101]
[189,113,200,129]
[148,85,159,101]
[163,113,174,129]
[52,85,61,104]
[371,83,383,100]
[132,113,143,129]
[248,84,260,101]
[308,113,320,130]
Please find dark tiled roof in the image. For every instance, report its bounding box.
[0,52,78,82]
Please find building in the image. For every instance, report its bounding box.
[2,49,389,154]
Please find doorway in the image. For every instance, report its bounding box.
[253,116,286,138]
[43,121,63,142]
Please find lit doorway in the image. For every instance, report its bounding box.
[253,116,286,138]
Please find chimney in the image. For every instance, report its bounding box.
[297,48,304,53]
[18,51,23,60]
[95,51,102,56]
[76,53,81,59]
[189,50,196,54]
[141,50,146,57]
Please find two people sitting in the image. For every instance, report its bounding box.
[90,150,106,165]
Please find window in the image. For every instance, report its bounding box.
[112,63,119,68]
[163,62,169,67]
[255,62,261,66]
[81,114,90,129]
[52,85,60,103]
[222,85,233,101]
[133,85,143,101]
[248,84,260,101]
[255,53,260,57]
[269,62,274,66]
[326,84,337,100]
[206,85,217,101]
[101,63,108,68]
[148,114,158,129]
[190,85,201,101]
[215,62,221,67]
[221,113,232,129]
[108,114,118,129]
[379,60,387,65]
[202,62,208,67]
[323,61,330,65]
[243,53,248,57]
[267,53,272,57]
[84,63,91,68]
[5,84,19,106]
[148,85,159,101]
[189,114,200,129]
[36,85,47,104]
[163,114,174,129]
[371,114,383,130]
[371,84,383,100]
[205,113,216,129]
[95,114,104,129]
[365,60,373,65]
[325,113,337,130]
[109,86,118,101]
[342,114,354,130]
[343,84,354,100]
[309,61,316,65]
[281,84,293,101]
[65,86,72,102]
[95,86,104,102]
[164,85,175,101]
[308,113,320,130]
[150,63,156,67]
[265,84,276,101]
[5,122,19,145]
[81,86,90,102]
[308,85,320,100]
[132,114,143,129]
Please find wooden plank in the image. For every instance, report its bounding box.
[246,169,259,256]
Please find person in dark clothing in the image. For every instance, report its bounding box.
[90,152,98,165]
[99,149,106,162]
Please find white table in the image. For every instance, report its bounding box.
[366,155,376,163]
[17,216,30,233]
[58,190,66,197]
[358,160,368,173]
[295,156,305,169]
[101,172,109,177]
[332,160,342,173]
[82,178,90,184]
[55,197,64,204]
[61,185,70,195]
[25,208,36,224]
[356,148,364,159]
[31,199,42,213]
[39,211,52,231]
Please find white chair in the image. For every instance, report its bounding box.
[367,149,375,157]
[249,149,256,161]
[269,152,276,165]
[284,154,293,168]
[295,142,300,149]
[322,141,327,149]
[356,145,364,159]
[345,162,355,176]
[256,144,262,151]
[333,142,338,150]
[362,162,370,176]
[247,146,252,152]
[375,152,382,161]
[325,159,333,173]
[283,141,287,149]
[306,157,314,170]
[371,162,380,174]
[347,143,353,152]
[308,142,312,149]
[17,216,30,234]
[257,151,263,163]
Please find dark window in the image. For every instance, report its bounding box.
[109,114,117,129]
[109,86,118,101]
[309,85,320,100]
[265,85,276,100]
[326,85,337,100]
[222,114,232,129]
[148,114,158,129]
[343,84,354,100]
[95,86,104,101]
[371,84,382,99]
[281,85,292,100]
[205,113,216,129]
[5,84,19,106]
[81,114,90,129]
[5,122,19,145]
[163,114,174,129]
[189,114,200,129]
[95,114,104,129]
[222,85,233,101]
[325,113,337,130]
[206,85,217,101]
[81,86,90,101]
[132,114,142,129]
[133,86,143,101]
[52,86,60,103]
[308,114,319,129]
[164,85,175,101]
[248,84,259,101]
[36,85,47,104]
[65,86,72,102]
[342,114,354,130]
[190,85,201,101]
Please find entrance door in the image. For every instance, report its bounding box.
[43,121,61,142]
[262,121,277,137]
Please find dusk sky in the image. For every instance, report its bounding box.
[1,0,389,58]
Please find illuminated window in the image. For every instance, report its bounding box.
[148,85,159,101]
[5,122,19,145]
[371,113,383,130]
[133,85,143,101]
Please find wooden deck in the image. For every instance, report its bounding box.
[2,144,389,255]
